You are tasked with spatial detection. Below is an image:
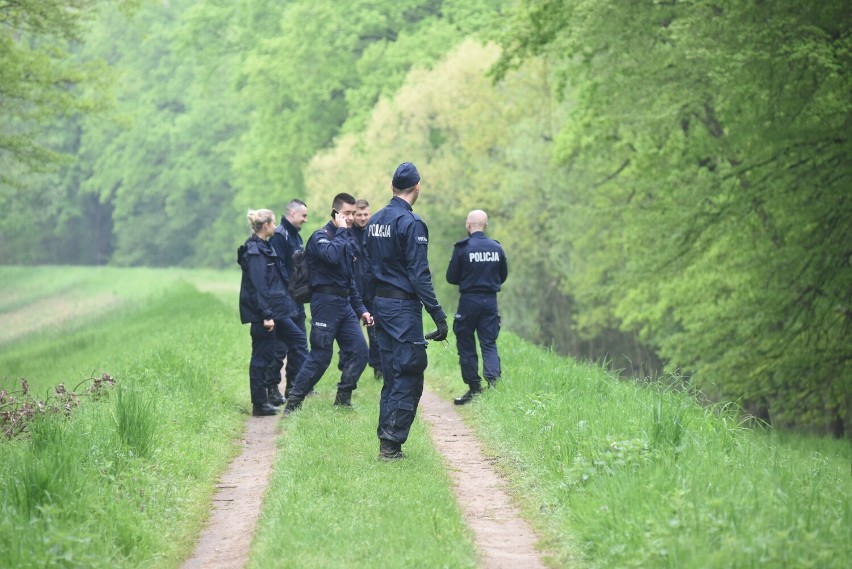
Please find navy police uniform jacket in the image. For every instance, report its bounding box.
[238,234,298,323]
[305,221,368,316]
[350,224,369,300]
[446,231,508,293]
[365,196,446,322]
[269,217,303,282]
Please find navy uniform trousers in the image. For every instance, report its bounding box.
[453,292,501,387]
[288,292,368,400]
[374,296,428,444]
[266,309,307,397]
[250,318,308,405]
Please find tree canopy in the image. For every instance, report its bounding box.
[492,0,851,432]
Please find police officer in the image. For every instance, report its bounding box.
[237,209,309,416]
[446,210,508,405]
[283,193,373,414]
[365,162,448,460]
[351,198,383,380]
[268,199,309,402]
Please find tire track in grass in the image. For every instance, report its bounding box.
[181,416,279,569]
[183,390,548,569]
[419,390,549,569]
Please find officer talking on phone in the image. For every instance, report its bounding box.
[283,193,373,413]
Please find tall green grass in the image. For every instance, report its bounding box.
[426,331,851,568]
[0,267,249,568]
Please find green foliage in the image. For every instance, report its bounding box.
[1,0,511,267]
[305,38,655,373]
[1,0,848,432]
[231,0,508,209]
[492,0,852,432]
[0,0,117,264]
[0,0,105,177]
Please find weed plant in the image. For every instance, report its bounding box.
[0,268,248,568]
[426,331,851,568]
[250,372,478,569]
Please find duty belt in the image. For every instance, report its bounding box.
[375,287,418,301]
[313,285,350,298]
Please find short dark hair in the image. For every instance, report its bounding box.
[286,199,307,214]
[332,193,356,211]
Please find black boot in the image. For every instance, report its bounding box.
[282,398,302,417]
[268,387,285,406]
[252,403,279,416]
[379,439,405,460]
[485,377,499,389]
[453,385,482,405]
[334,390,352,407]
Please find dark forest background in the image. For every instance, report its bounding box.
[1,0,849,435]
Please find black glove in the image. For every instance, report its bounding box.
[425,319,448,342]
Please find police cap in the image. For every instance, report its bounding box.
[392,162,420,189]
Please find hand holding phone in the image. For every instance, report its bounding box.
[331,209,346,228]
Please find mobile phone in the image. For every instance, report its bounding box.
[331,208,338,218]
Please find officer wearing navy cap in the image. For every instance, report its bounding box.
[283,193,374,414]
[446,210,508,404]
[365,162,448,460]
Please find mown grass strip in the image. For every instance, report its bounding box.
[249,375,478,569]
[426,331,852,568]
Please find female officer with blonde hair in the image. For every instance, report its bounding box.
[237,209,308,416]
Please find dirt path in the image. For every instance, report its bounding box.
[182,390,547,569]
[419,390,549,569]
[181,416,279,569]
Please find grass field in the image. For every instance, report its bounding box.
[1,265,849,568]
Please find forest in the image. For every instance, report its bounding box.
[1,0,849,436]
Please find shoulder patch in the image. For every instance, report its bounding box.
[415,235,428,244]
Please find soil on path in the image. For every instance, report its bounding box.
[182,390,548,569]
[419,390,549,569]
[181,416,279,569]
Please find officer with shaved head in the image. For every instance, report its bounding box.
[446,209,508,404]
